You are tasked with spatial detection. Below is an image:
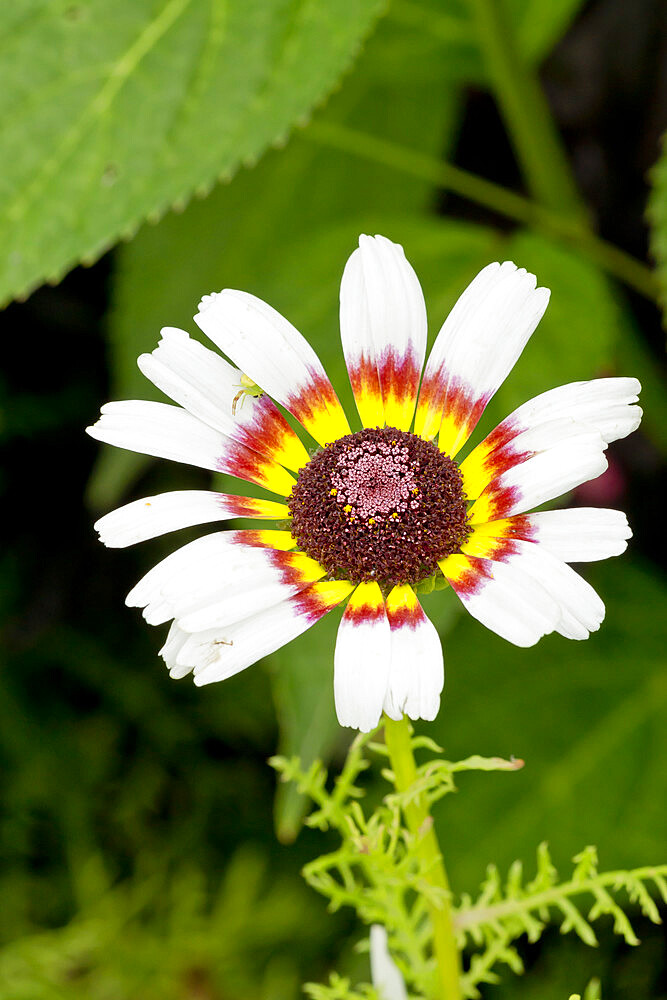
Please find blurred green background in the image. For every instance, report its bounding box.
[1,0,666,997]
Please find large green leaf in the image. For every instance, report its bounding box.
[427,559,667,889]
[0,0,385,306]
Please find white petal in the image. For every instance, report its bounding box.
[195,289,349,445]
[486,416,595,462]
[370,925,408,1000]
[138,327,309,471]
[86,400,296,495]
[87,400,226,472]
[384,586,443,722]
[441,554,560,647]
[507,540,605,640]
[138,327,252,435]
[154,550,306,629]
[179,580,353,686]
[179,607,305,685]
[176,552,326,632]
[523,508,632,562]
[415,261,550,449]
[127,532,229,612]
[462,416,608,502]
[470,428,608,522]
[340,235,427,430]
[498,377,642,446]
[159,622,193,679]
[125,529,295,619]
[334,582,391,732]
[157,547,282,626]
[94,490,287,548]
[462,379,641,502]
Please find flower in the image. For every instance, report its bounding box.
[370,924,408,1000]
[87,235,641,732]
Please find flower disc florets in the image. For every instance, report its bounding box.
[288,427,470,587]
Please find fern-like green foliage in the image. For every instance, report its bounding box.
[304,972,379,1000]
[456,845,666,996]
[272,732,666,1000]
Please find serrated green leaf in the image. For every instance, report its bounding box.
[0,0,385,306]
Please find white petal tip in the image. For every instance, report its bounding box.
[95,533,122,549]
[196,292,219,314]
[336,711,382,734]
[513,635,545,648]
[192,673,216,687]
[158,325,188,340]
[407,701,440,723]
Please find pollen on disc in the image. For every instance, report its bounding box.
[287,427,470,587]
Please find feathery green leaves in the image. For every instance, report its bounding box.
[275,731,666,1000]
[456,845,666,997]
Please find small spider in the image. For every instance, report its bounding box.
[232,373,264,416]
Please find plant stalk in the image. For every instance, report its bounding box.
[467,0,584,219]
[384,715,462,1000]
[305,122,658,302]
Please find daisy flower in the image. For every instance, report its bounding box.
[87,236,641,732]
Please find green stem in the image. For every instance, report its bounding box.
[467,0,584,218]
[466,0,662,304]
[305,122,659,302]
[384,715,462,1000]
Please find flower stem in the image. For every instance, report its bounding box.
[465,0,662,308]
[305,122,659,303]
[467,0,584,219]
[383,715,462,1000]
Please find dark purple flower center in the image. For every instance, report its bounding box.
[287,427,470,587]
